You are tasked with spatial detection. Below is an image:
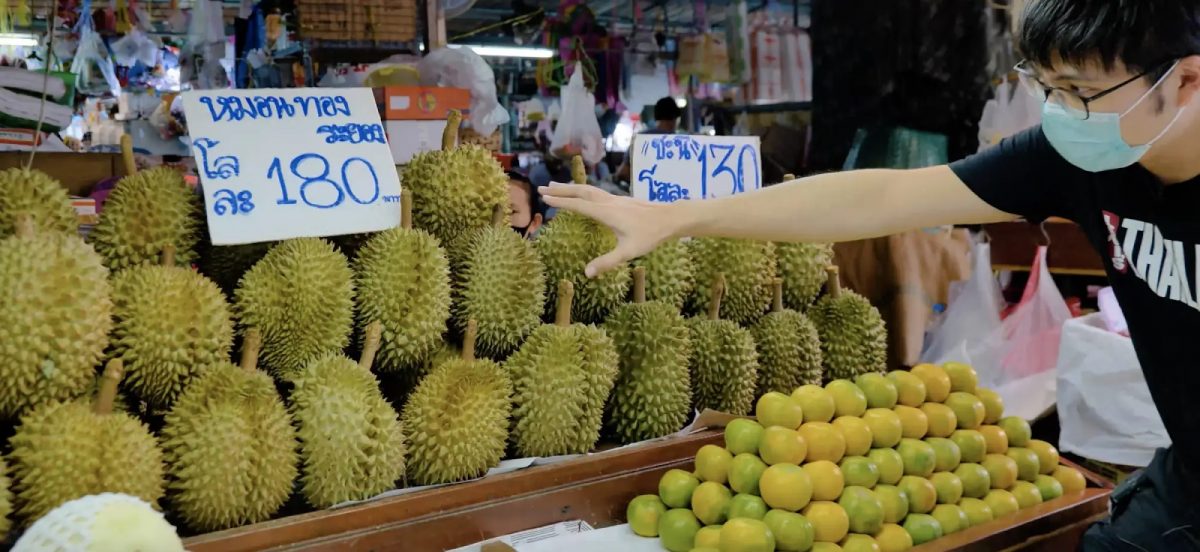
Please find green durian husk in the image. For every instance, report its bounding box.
[0,168,76,238]
[775,242,834,310]
[688,318,759,416]
[401,357,512,485]
[751,308,823,394]
[0,232,111,419]
[160,362,297,532]
[0,456,12,540]
[109,265,233,409]
[290,353,406,508]
[235,238,355,380]
[197,241,275,298]
[9,399,164,524]
[402,145,509,247]
[604,301,693,443]
[631,239,694,311]
[810,290,888,380]
[354,228,451,371]
[536,211,631,324]
[451,226,545,359]
[91,167,201,271]
[687,239,776,324]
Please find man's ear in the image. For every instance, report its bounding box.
[1175,55,1200,107]
[526,213,543,238]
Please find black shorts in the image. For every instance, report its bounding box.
[1082,447,1200,551]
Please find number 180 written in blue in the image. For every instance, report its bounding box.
[270,153,389,209]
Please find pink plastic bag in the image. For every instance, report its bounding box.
[996,246,1072,380]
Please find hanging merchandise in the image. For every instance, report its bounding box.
[418,47,510,137]
[71,1,122,97]
[675,34,706,81]
[747,24,783,103]
[978,80,1041,151]
[550,67,604,166]
[779,29,813,102]
[185,0,228,89]
[725,0,751,84]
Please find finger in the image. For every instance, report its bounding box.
[541,195,607,221]
[541,182,599,199]
[586,246,635,278]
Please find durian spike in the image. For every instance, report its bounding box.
[555,280,575,326]
[771,278,784,312]
[240,328,262,372]
[160,244,176,267]
[400,189,414,230]
[360,321,383,371]
[13,214,34,238]
[826,266,842,298]
[632,266,647,304]
[94,358,124,415]
[490,203,506,228]
[462,319,479,361]
[783,173,795,182]
[120,134,137,176]
[441,110,463,151]
[708,273,727,321]
[571,156,587,185]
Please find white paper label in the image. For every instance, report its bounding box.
[182,88,402,245]
[630,134,762,202]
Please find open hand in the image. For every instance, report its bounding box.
[540,183,678,277]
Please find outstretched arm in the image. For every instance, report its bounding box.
[540,165,1017,277]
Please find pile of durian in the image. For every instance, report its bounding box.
[0,124,887,539]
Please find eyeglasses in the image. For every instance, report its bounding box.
[1014,59,1174,120]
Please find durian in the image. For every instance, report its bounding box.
[0,168,76,238]
[354,190,451,373]
[451,204,545,359]
[235,237,355,380]
[402,320,513,485]
[197,240,274,298]
[9,359,164,524]
[751,278,823,394]
[0,217,112,419]
[773,174,834,311]
[536,156,631,323]
[290,322,407,508]
[686,238,775,325]
[0,456,11,540]
[505,280,619,456]
[630,239,693,310]
[605,267,693,443]
[160,329,298,532]
[109,245,234,409]
[688,274,759,415]
[402,110,509,247]
[810,266,887,380]
[91,167,201,271]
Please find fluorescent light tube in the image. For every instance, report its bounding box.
[0,33,39,47]
[448,44,554,59]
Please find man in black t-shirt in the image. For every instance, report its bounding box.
[541,1,1200,549]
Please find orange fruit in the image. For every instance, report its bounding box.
[910,364,951,403]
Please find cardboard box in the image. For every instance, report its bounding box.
[379,86,470,121]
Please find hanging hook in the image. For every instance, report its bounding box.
[1037,221,1052,247]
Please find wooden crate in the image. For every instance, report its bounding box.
[295,0,417,43]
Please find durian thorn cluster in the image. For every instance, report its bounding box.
[771,277,785,313]
[462,319,480,361]
[632,266,647,304]
[571,156,586,185]
[554,280,575,327]
[442,110,463,151]
[359,321,383,370]
[826,265,842,298]
[240,328,263,371]
[708,273,727,321]
[400,189,414,229]
[94,359,124,415]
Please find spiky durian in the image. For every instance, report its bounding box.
[197,240,274,298]
[0,218,111,419]
[689,274,759,415]
[9,360,164,524]
[402,321,512,485]
[290,323,406,508]
[810,267,887,380]
[451,204,545,359]
[0,456,11,540]
[536,156,631,323]
[235,238,355,380]
[631,239,693,310]
[605,268,693,443]
[402,110,509,247]
[91,167,200,271]
[160,330,297,531]
[354,191,450,373]
[109,246,233,409]
[751,278,823,394]
[686,238,775,325]
[0,168,75,238]
[776,242,834,311]
[505,281,618,456]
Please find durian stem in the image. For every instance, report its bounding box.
[826,266,842,298]
[120,134,137,176]
[160,244,176,267]
[555,280,575,326]
[94,358,123,415]
[490,203,506,228]
[360,321,383,371]
[783,173,795,182]
[400,189,413,230]
[708,273,726,321]
[462,319,479,361]
[571,156,587,185]
[13,214,34,238]
[441,110,462,151]
[240,328,262,372]
[772,278,784,312]
[632,266,646,304]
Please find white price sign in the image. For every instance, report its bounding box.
[182,88,402,245]
[630,134,762,202]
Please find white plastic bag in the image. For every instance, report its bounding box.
[112,29,159,67]
[1057,313,1169,466]
[978,81,1041,151]
[550,67,604,166]
[419,47,510,137]
[921,240,1004,365]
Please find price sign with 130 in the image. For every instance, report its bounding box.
[630,134,762,203]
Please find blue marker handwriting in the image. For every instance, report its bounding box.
[638,165,690,203]
[211,189,255,216]
[640,135,702,161]
[317,123,387,145]
[198,94,351,123]
[270,153,382,209]
[192,137,240,180]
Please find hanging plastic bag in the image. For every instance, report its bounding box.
[418,46,511,137]
[550,67,604,166]
[920,239,1005,365]
[111,29,159,67]
[978,80,1041,151]
[72,26,121,96]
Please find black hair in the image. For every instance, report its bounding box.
[506,170,540,216]
[653,97,682,122]
[1018,0,1200,80]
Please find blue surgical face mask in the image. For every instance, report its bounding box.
[1042,61,1186,173]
